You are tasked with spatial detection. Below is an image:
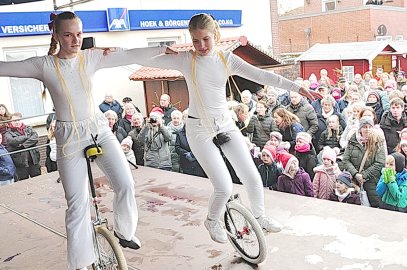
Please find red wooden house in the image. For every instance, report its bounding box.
[296,41,399,83]
[129,36,281,113]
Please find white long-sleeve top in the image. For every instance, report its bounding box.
[0,47,165,121]
[136,50,301,119]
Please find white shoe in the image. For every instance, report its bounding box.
[204,218,228,243]
[256,215,283,233]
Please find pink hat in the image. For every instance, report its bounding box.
[150,106,164,115]
[384,80,397,91]
[277,152,298,173]
[322,147,336,163]
[262,145,277,161]
[331,87,342,101]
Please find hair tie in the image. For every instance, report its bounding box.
[48,12,57,32]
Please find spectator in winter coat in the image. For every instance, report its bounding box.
[342,119,386,207]
[329,171,361,205]
[0,133,16,186]
[376,153,407,213]
[232,103,251,137]
[287,91,318,138]
[0,104,12,148]
[246,100,278,149]
[128,113,145,166]
[241,90,257,118]
[160,94,177,125]
[167,110,184,172]
[365,90,384,122]
[257,145,282,190]
[175,124,206,178]
[99,93,123,119]
[273,108,305,153]
[277,152,314,197]
[138,110,172,170]
[294,132,318,180]
[45,120,58,173]
[121,137,137,165]
[380,97,407,154]
[5,113,41,181]
[265,87,283,117]
[117,102,137,138]
[318,115,343,153]
[104,110,127,142]
[313,147,341,199]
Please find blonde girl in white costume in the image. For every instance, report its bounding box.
[0,12,170,270]
[127,13,318,243]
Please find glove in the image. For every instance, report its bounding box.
[383,167,396,184]
[184,152,196,162]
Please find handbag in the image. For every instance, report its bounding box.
[358,150,371,207]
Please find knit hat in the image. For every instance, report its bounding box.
[367,91,381,102]
[121,137,133,148]
[150,107,164,118]
[338,77,346,83]
[358,116,374,130]
[391,152,405,173]
[262,145,277,161]
[278,152,298,173]
[331,87,342,101]
[322,147,337,163]
[269,131,283,142]
[336,171,353,187]
[384,80,397,91]
[122,97,132,103]
[296,132,312,144]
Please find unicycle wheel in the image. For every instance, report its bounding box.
[93,226,128,270]
[224,201,267,264]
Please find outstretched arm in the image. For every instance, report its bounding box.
[0,58,42,80]
[95,46,182,70]
[228,53,320,100]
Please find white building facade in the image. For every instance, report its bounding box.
[0,0,274,125]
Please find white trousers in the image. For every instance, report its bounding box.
[55,114,138,270]
[186,114,265,220]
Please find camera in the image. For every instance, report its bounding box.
[81,37,95,50]
[149,117,158,124]
[212,132,231,146]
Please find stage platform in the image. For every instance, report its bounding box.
[0,164,407,270]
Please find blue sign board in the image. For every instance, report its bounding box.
[0,9,242,37]
[107,8,130,31]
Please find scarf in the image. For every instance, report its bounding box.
[295,143,311,153]
[125,114,133,121]
[9,122,26,135]
[322,108,334,119]
[335,189,350,202]
[356,131,368,145]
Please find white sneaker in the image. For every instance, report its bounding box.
[256,215,283,233]
[204,218,228,243]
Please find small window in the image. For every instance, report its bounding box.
[342,66,355,83]
[5,48,47,118]
[322,0,336,12]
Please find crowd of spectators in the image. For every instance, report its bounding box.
[2,69,407,214]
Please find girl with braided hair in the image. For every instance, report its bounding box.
[0,11,169,270]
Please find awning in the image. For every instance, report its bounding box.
[129,36,280,81]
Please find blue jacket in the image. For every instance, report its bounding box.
[99,100,123,118]
[376,169,407,207]
[0,145,16,181]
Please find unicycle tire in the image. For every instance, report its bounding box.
[224,201,267,264]
[94,226,128,270]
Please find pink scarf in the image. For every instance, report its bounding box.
[295,143,311,153]
[125,114,133,121]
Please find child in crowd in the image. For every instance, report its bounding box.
[258,145,282,190]
[294,132,317,180]
[340,101,365,149]
[121,137,137,165]
[277,152,314,197]
[45,120,58,173]
[376,153,407,213]
[318,114,342,153]
[329,171,361,205]
[313,147,341,200]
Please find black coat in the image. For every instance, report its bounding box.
[295,144,318,180]
[5,125,40,167]
[175,126,206,177]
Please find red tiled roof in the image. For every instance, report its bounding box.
[129,36,280,81]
